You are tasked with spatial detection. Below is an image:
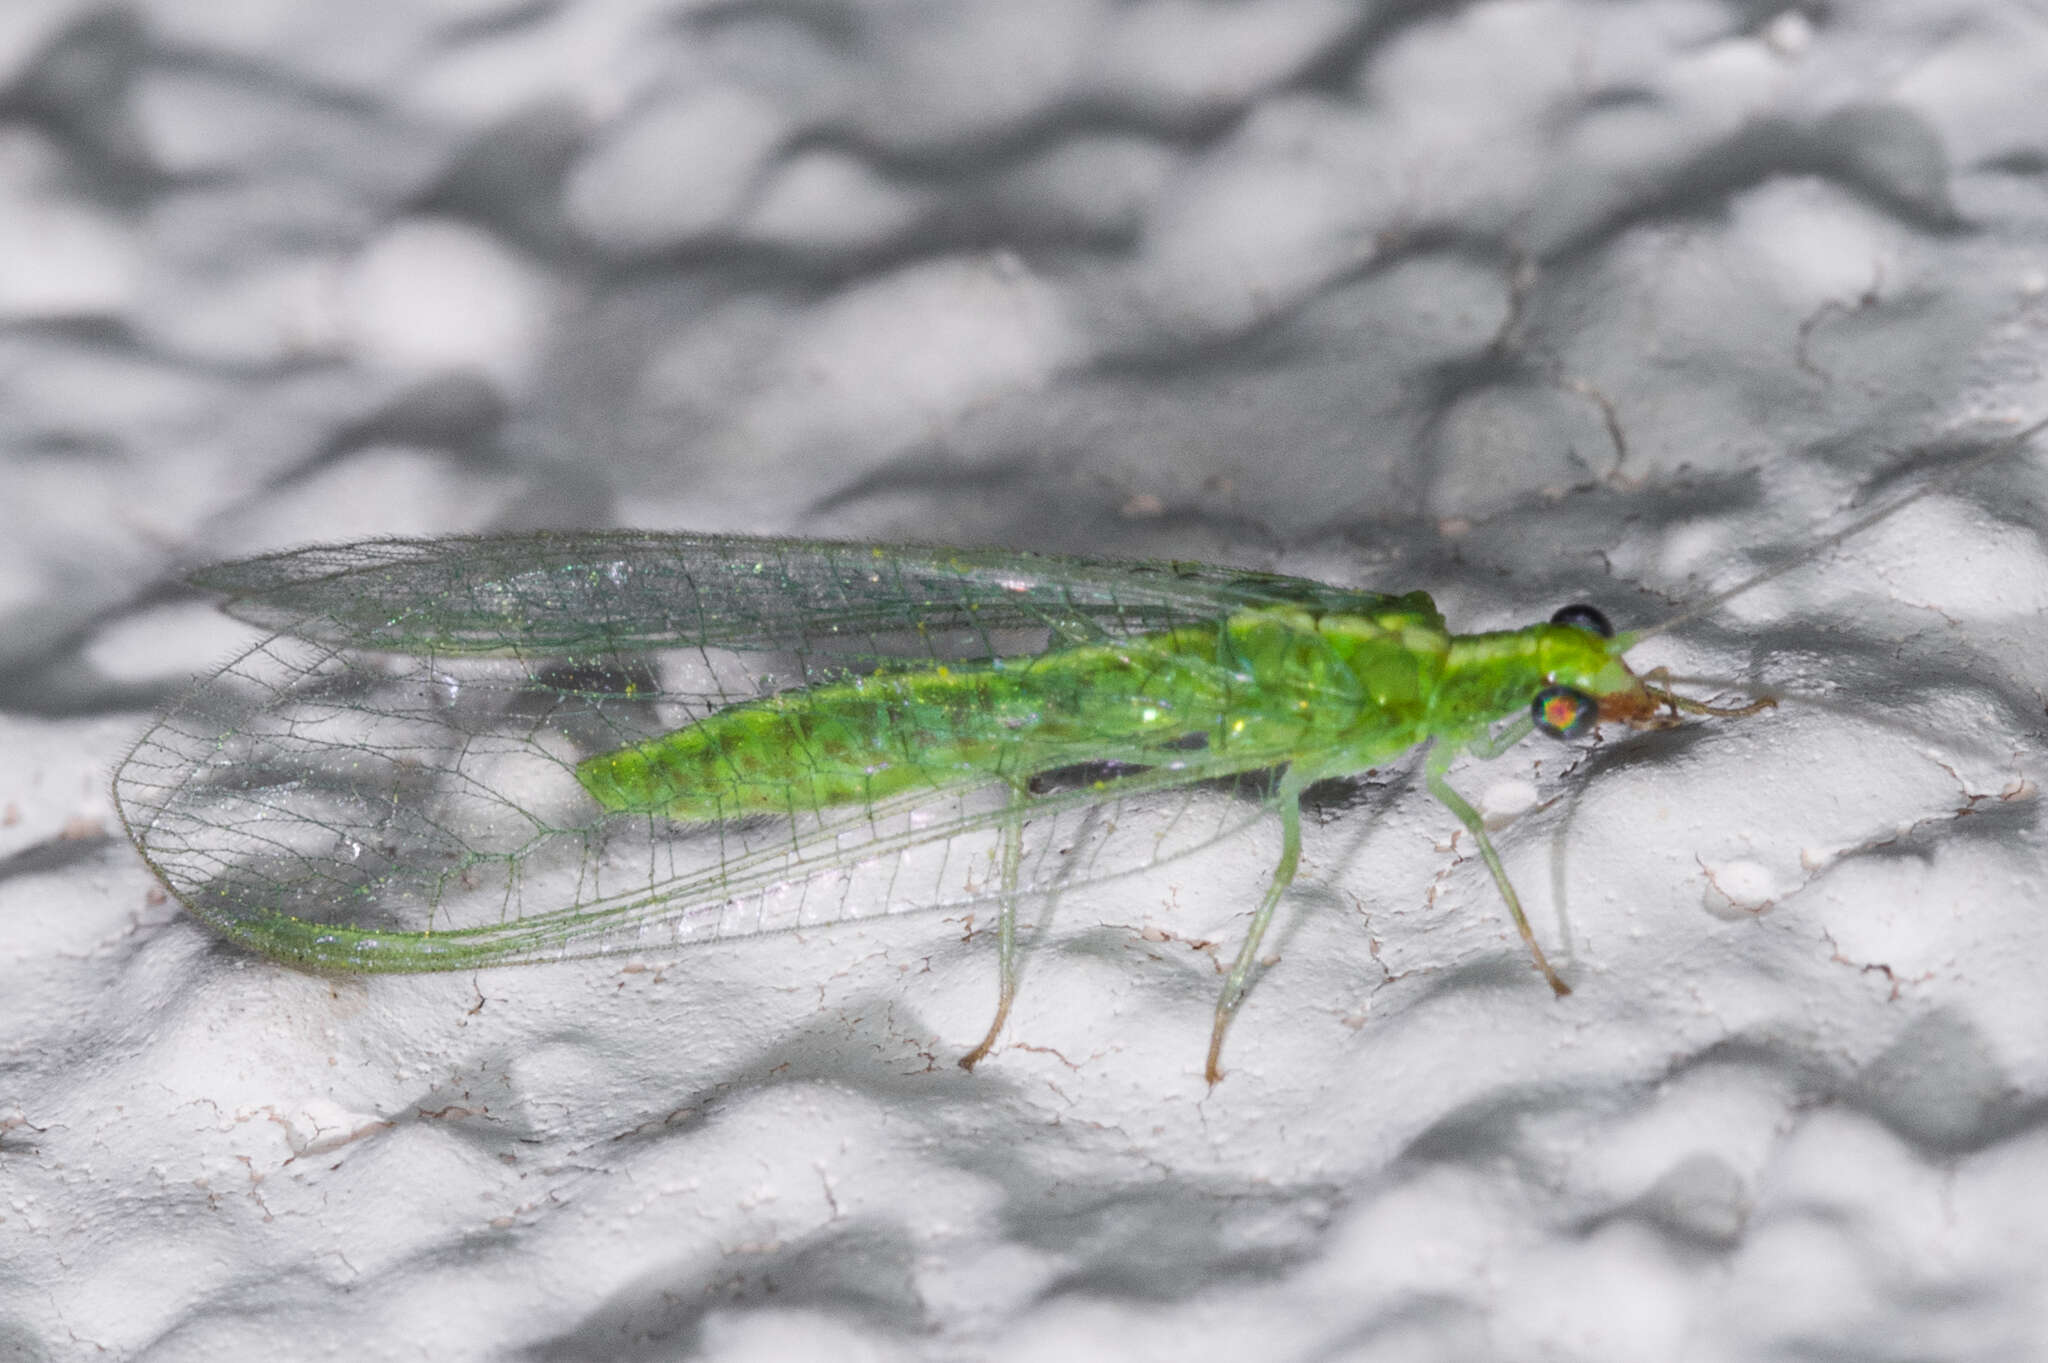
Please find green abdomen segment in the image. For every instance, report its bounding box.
[576,601,1448,821]
[576,631,1228,820]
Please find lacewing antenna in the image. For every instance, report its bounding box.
[1630,412,2048,645]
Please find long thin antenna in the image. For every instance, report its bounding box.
[1629,411,2048,644]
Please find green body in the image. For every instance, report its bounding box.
[577,592,1638,821]
[565,585,1644,1081]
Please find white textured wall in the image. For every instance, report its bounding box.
[6,2,2048,1359]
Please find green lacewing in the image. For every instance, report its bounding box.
[114,417,2045,1082]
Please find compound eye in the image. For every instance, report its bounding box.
[1550,603,1613,638]
[1532,685,1599,740]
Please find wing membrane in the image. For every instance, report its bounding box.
[117,582,1322,970]
[190,532,1413,662]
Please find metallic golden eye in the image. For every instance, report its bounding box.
[1532,684,1598,739]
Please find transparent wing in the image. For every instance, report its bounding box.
[189,532,1419,660]
[118,536,1382,971]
